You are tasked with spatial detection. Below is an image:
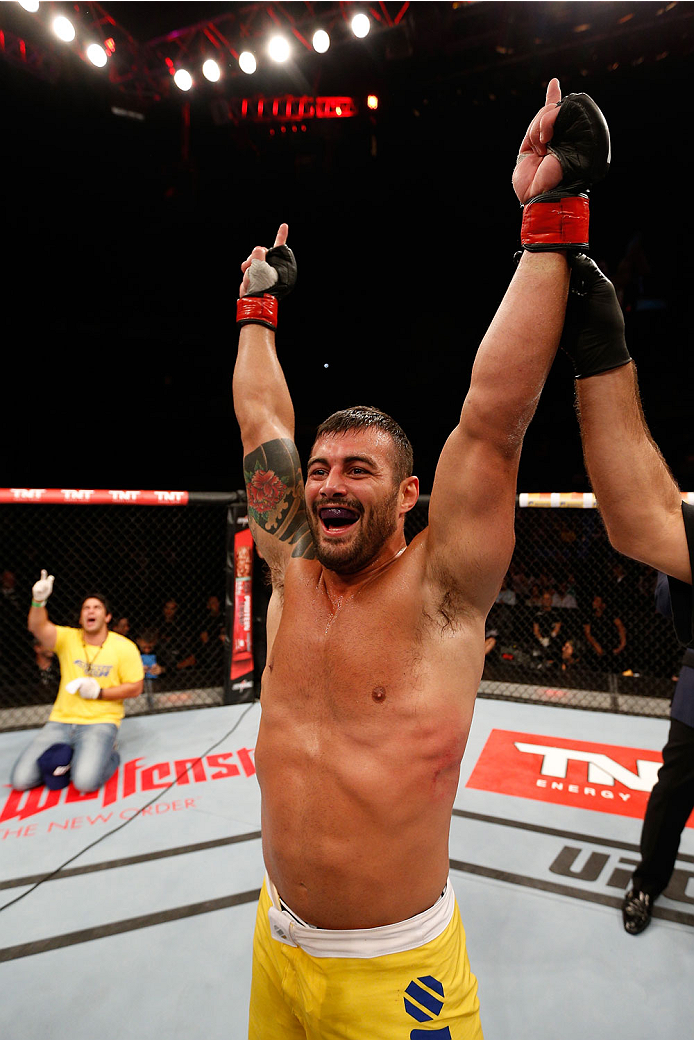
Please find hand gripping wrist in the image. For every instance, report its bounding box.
[521,92,610,252]
[560,254,632,378]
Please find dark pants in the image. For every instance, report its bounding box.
[632,716,694,898]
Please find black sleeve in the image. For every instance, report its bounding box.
[654,571,672,619]
[666,501,694,645]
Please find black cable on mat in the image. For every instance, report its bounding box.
[0,701,258,914]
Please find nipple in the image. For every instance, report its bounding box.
[372,686,386,703]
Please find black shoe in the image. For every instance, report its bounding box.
[622,889,653,935]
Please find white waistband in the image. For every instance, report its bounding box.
[266,875,455,959]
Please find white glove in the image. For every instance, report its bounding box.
[32,569,55,605]
[66,677,101,699]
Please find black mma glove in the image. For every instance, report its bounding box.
[521,93,611,252]
[236,244,298,331]
[560,254,632,378]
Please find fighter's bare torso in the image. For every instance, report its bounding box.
[255,534,485,929]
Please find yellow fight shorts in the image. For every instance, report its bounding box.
[248,876,483,1040]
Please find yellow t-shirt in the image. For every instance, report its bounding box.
[49,626,144,726]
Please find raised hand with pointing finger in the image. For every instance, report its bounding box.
[237,223,297,331]
[513,77,610,251]
[31,569,55,607]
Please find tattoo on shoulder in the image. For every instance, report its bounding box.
[244,438,315,558]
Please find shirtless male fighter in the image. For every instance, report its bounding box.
[233,80,609,1038]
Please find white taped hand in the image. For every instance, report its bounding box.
[247,258,279,295]
[32,569,55,605]
[66,677,101,699]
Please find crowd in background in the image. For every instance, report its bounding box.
[484,556,682,688]
[0,567,228,706]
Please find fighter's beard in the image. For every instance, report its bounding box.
[307,489,400,575]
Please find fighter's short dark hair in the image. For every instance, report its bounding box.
[314,406,414,485]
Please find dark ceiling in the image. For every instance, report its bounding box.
[2,2,693,493]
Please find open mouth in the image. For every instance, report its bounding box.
[319,506,360,535]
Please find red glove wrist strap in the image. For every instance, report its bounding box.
[236,294,278,330]
[521,195,590,250]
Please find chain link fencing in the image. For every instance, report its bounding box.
[0,492,252,731]
[1,490,685,732]
[405,494,684,719]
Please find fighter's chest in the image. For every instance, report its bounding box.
[268,576,425,705]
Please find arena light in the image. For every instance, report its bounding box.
[239,50,256,74]
[52,15,76,43]
[351,13,371,39]
[202,58,221,82]
[268,35,290,62]
[86,43,108,68]
[18,1,40,12]
[173,68,193,91]
[312,29,330,54]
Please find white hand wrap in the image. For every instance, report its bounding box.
[247,259,279,295]
[66,677,101,699]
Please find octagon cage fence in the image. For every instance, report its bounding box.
[0,488,689,732]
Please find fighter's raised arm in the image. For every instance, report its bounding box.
[424,79,609,616]
[233,223,314,585]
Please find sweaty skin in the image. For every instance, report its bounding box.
[256,464,482,929]
[235,131,569,928]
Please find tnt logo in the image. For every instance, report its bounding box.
[61,489,94,501]
[404,976,451,1039]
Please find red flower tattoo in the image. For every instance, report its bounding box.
[247,469,287,515]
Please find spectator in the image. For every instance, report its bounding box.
[154,598,191,674]
[532,590,563,662]
[1,569,20,610]
[583,595,627,671]
[560,638,581,674]
[509,563,530,599]
[495,576,517,606]
[552,581,578,610]
[111,615,131,637]
[0,567,31,679]
[31,640,61,697]
[136,630,163,681]
[198,594,226,680]
[10,570,143,793]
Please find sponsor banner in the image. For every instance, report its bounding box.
[0,746,255,834]
[231,527,254,681]
[464,729,679,823]
[0,489,190,505]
